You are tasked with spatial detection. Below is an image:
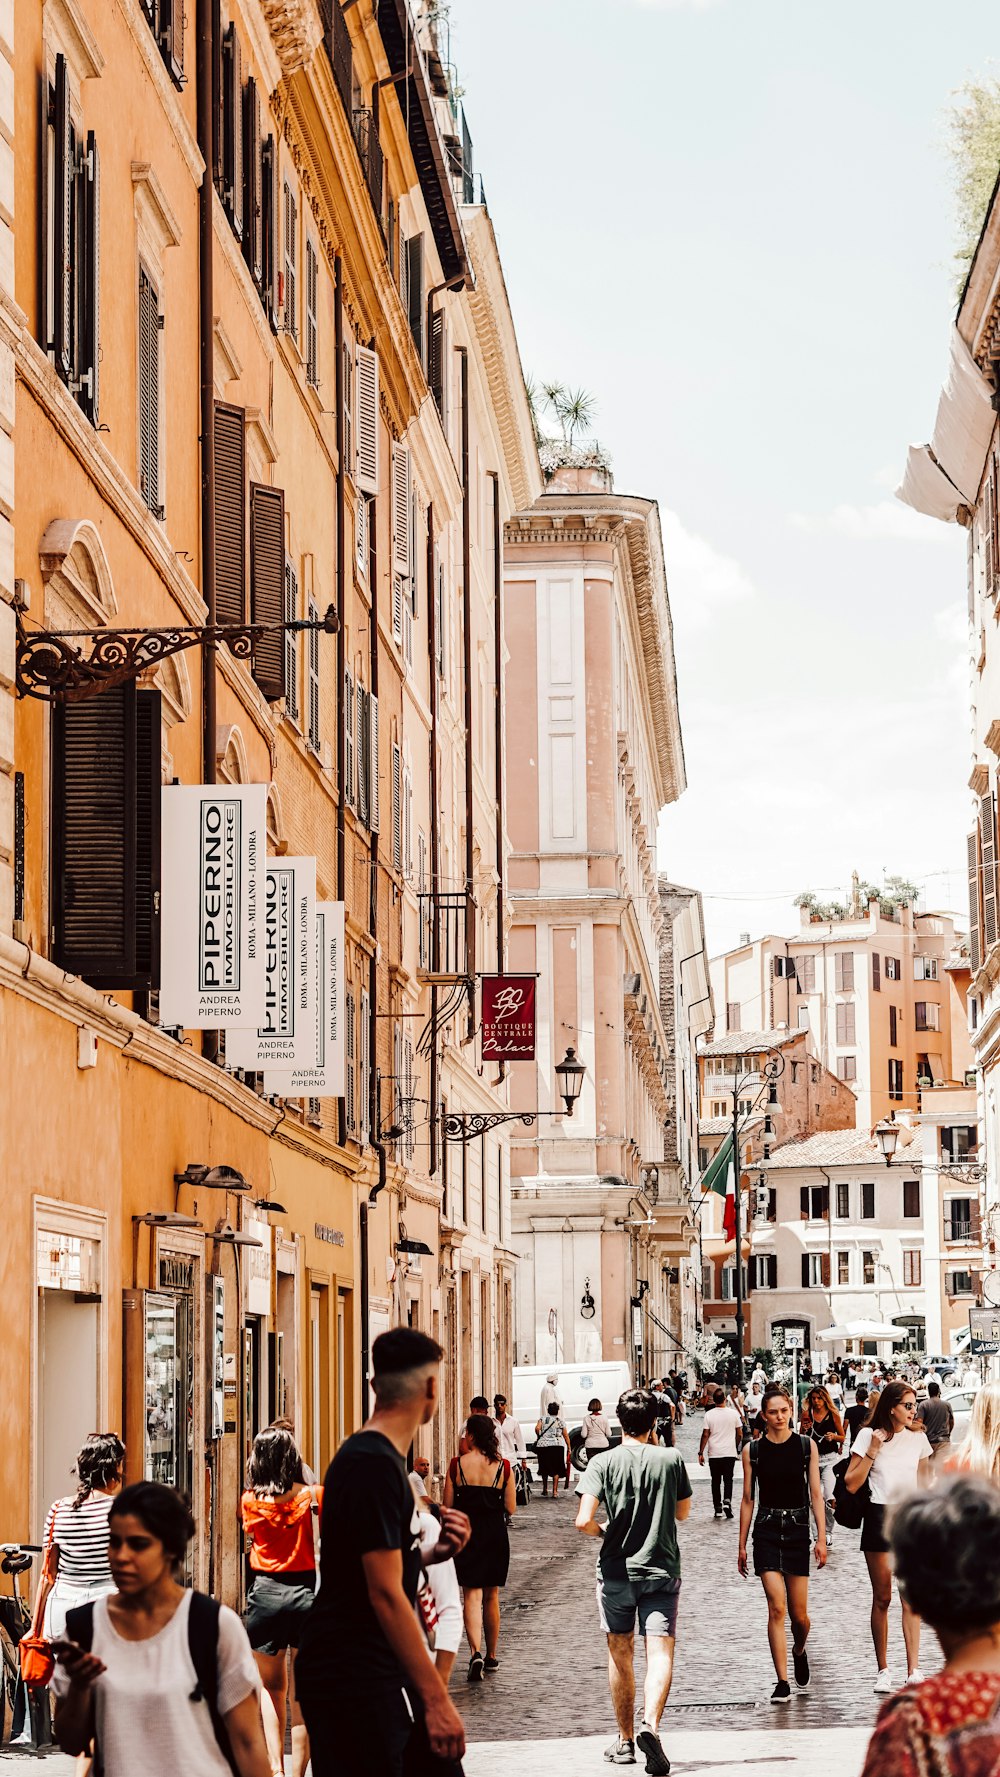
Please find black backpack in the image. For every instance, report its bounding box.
[65,1591,238,1776]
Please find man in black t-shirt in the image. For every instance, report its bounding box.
[297,1327,471,1776]
[843,1385,870,1450]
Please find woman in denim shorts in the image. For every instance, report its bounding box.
[738,1386,827,1705]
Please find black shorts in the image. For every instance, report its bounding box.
[860,1503,890,1555]
[752,1508,811,1578]
[246,1570,317,1653]
[301,1683,464,1777]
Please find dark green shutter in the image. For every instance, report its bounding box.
[249,481,285,701]
[407,234,424,361]
[52,55,73,378]
[214,402,246,627]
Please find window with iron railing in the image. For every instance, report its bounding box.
[418,891,469,976]
[944,1199,981,1243]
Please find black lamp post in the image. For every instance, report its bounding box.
[441,1046,586,1143]
[729,1049,785,1385]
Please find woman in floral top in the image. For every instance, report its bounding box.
[860,1475,1000,1777]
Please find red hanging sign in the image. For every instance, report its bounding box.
[481,976,536,1060]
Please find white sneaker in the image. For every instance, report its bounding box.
[874,1670,892,1695]
[907,1669,925,1686]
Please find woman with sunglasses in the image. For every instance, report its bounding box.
[844,1379,933,1695]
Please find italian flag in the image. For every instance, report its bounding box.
[701,1134,737,1243]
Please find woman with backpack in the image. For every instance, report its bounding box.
[844,1378,933,1695]
[50,1480,270,1777]
[737,1385,828,1704]
[241,1426,322,1777]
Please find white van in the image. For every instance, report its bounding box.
[512,1361,633,1448]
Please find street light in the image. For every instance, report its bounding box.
[441,1046,587,1142]
[874,1120,900,1166]
[554,1046,586,1116]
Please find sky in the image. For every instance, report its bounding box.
[451,0,997,956]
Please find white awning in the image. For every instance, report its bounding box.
[896,329,996,523]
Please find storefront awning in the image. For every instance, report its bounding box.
[897,329,996,522]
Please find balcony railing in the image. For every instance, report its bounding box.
[319,0,353,120]
[352,109,384,219]
[418,891,469,978]
[943,1215,982,1244]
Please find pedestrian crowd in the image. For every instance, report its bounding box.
[27,1338,998,1776]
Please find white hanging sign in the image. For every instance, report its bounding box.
[228,857,317,1070]
[264,901,345,1097]
[159,785,266,1029]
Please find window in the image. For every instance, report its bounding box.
[943,1126,978,1162]
[214,402,246,625]
[701,1262,713,1301]
[835,1001,855,1045]
[903,1178,921,1218]
[344,668,355,807]
[406,233,424,362]
[872,951,880,992]
[138,0,184,84]
[391,742,402,873]
[750,1255,776,1290]
[249,482,286,701]
[355,685,379,832]
[51,684,161,991]
[138,266,162,519]
[343,339,354,476]
[721,1263,746,1301]
[903,1249,922,1287]
[345,990,356,1134]
[790,1061,799,1083]
[835,1181,850,1219]
[283,181,297,341]
[355,345,379,493]
[915,1001,940,1032]
[46,56,101,425]
[946,1269,975,1298]
[726,1001,740,1032]
[243,77,263,286]
[837,1251,850,1285]
[834,952,854,991]
[889,1005,898,1047]
[798,1005,810,1028]
[428,304,447,420]
[885,955,901,981]
[306,601,320,751]
[914,955,939,980]
[888,1059,904,1102]
[860,1181,875,1219]
[862,1250,877,1286]
[795,955,815,993]
[220,25,244,240]
[837,1055,857,1082]
[945,1197,977,1242]
[802,1252,830,1289]
[283,558,299,723]
[360,987,370,1144]
[799,1184,829,1221]
[305,238,319,386]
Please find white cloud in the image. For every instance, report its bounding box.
[661,507,755,636]
[626,0,720,7]
[788,500,955,543]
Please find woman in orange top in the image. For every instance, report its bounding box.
[240,1427,321,1777]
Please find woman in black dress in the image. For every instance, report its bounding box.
[443,1415,517,1682]
[738,1385,828,1704]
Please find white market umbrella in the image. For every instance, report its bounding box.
[816,1319,908,1343]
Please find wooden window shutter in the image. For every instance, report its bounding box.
[820,1253,831,1289]
[391,441,411,576]
[305,239,318,385]
[283,182,297,339]
[403,764,412,877]
[982,793,997,951]
[355,345,379,494]
[345,989,356,1132]
[262,135,280,329]
[357,683,369,826]
[391,741,402,871]
[344,667,355,807]
[392,574,404,645]
[52,684,161,990]
[343,336,353,473]
[406,233,424,361]
[368,694,380,833]
[242,76,262,287]
[284,558,299,721]
[355,491,368,579]
[249,481,285,701]
[222,23,243,238]
[969,829,982,972]
[213,402,246,627]
[80,130,101,425]
[52,55,73,378]
[799,1186,809,1220]
[436,558,445,678]
[801,1252,810,1288]
[428,308,447,417]
[988,464,997,600]
[409,491,419,615]
[138,267,161,517]
[872,951,880,992]
[360,987,370,1142]
[307,600,320,749]
[399,228,409,311]
[158,0,185,85]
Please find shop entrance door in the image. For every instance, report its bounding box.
[38,1289,98,1530]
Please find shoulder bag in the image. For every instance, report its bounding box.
[19,1507,59,1688]
[832,1453,870,1529]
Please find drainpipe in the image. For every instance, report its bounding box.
[489,472,504,977]
[458,348,474,1038]
[335,256,347,1150]
[197,0,218,1067]
[427,501,440,1175]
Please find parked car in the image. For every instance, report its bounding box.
[941,1387,979,1445]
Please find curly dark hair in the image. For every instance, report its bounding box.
[463,1414,500,1463]
[890,1475,1000,1630]
[110,1482,195,1567]
[247,1427,304,1497]
[72,1433,126,1509]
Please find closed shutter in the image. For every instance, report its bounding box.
[356,491,368,579]
[428,307,446,417]
[368,694,379,833]
[284,559,299,721]
[403,764,412,877]
[305,239,318,385]
[360,987,371,1143]
[345,990,356,1133]
[988,464,997,601]
[801,1253,810,1288]
[213,402,246,627]
[283,182,297,339]
[52,55,73,378]
[158,0,185,85]
[138,267,161,517]
[391,442,411,576]
[392,574,404,644]
[344,667,355,807]
[404,1036,415,1158]
[51,685,161,990]
[342,337,353,475]
[222,24,243,238]
[820,1253,831,1288]
[872,951,880,992]
[409,491,419,615]
[800,1186,810,1220]
[982,793,997,951]
[80,131,101,424]
[262,135,279,328]
[436,558,445,678]
[355,345,379,494]
[249,481,285,701]
[391,742,402,872]
[243,76,262,287]
[307,600,320,749]
[406,234,424,361]
[357,683,369,826]
[399,227,409,312]
[970,829,982,973]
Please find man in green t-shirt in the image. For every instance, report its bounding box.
[576,1389,693,1773]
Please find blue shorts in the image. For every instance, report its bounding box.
[596,1572,681,1638]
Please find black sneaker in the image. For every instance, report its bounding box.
[636,1725,671,1774]
[467,1651,485,1682]
[484,1656,500,1674]
[793,1648,810,1691]
[604,1738,635,1765]
[723,1505,733,1519]
[771,1680,791,1705]
[713,1511,723,1520]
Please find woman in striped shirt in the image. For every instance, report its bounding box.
[43,1433,125,1639]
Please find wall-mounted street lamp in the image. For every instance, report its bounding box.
[442,1046,586,1144]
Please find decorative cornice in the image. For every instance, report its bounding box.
[462,208,541,515]
[260,0,321,76]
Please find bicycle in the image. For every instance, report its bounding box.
[0,1543,53,1750]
